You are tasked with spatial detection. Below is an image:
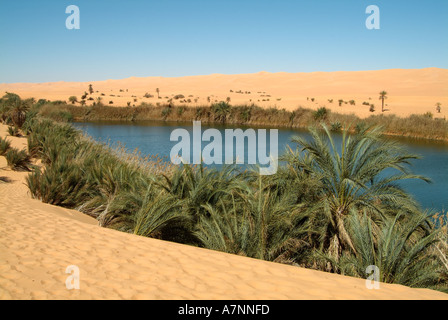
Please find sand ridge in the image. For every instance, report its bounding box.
[1,123,448,300]
[1,68,447,119]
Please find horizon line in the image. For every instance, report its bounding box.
[1,67,446,85]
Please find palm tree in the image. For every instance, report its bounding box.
[2,92,30,128]
[131,189,188,239]
[196,176,309,263]
[436,102,442,113]
[156,88,160,99]
[379,91,388,112]
[329,210,447,291]
[285,124,430,262]
[88,84,94,95]
[157,163,245,221]
[212,101,231,123]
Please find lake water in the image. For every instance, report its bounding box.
[73,120,448,213]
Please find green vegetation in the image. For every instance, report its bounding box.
[0,92,31,128]
[4,92,444,293]
[7,126,20,137]
[2,93,447,141]
[379,91,388,112]
[68,96,78,104]
[0,136,11,155]
[212,101,231,123]
[18,107,447,292]
[330,122,342,132]
[313,107,328,121]
[5,147,31,171]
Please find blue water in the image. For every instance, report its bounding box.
[73,120,448,213]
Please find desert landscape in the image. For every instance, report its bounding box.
[1,0,448,304]
[1,68,447,119]
[0,122,447,299]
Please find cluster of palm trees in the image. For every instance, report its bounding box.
[0,92,34,128]
[8,94,448,292]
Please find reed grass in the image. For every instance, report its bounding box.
[37,102,448,142]
[0,136,11,156]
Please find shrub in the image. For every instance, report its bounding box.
[5,148,31,171]
[0,137,11,155]
[26,156,90,207]
[331,122,342,132]
[195,108,204,119]
[313,107,328,121]
[162,107,172,118]
[43,110,73,123]
[68,96,78,104]
[51,100,66,105]
[369,104,375,112]
[240,107,252,122]
[7,126,20,137]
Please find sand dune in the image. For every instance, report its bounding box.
[1,123,447,300]
[1,68,447,119]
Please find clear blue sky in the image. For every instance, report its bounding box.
[0,0,447,83]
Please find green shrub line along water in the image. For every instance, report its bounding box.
[73,120,448,214]
[2,93,448,291]
[17,114,448,292]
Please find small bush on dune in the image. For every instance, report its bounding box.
[0,137,11,155]
[7,126,21,137]
[5,148,31,171]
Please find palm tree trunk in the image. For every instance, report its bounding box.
[334,210,357,254]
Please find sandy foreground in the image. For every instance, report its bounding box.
[0,124,447,300]
[1,68,447,119]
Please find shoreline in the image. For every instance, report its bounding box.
[43,103,448,143]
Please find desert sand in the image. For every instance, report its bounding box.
[1,68,447,119]
[0,123,447,300]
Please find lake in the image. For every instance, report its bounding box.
[73,120,448,213]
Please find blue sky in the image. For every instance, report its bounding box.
[0,0,447,83]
